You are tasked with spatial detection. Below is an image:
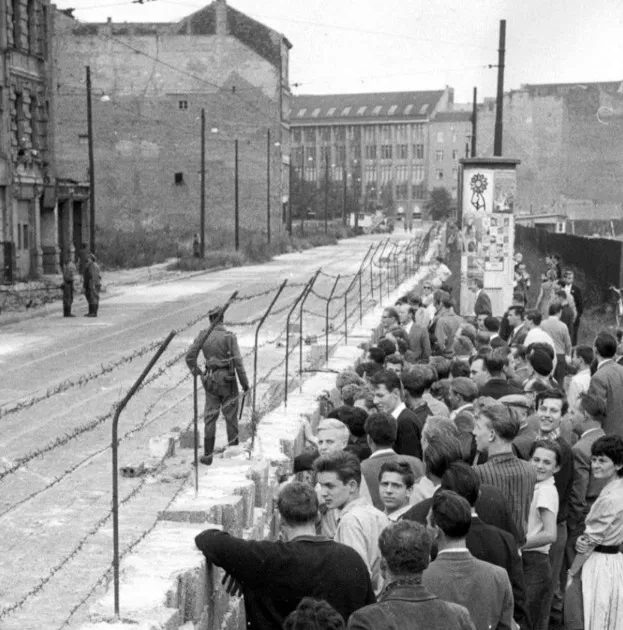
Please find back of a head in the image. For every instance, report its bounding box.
[450,377,478,403]
[378,338,397,357]
[526,309,542,327]
[352,385,375,411]
[378,520,431,576]
[336,369,364,391]
[548,301,562,317]
[364,412,398,447]
[407,364,437,390]
[594,331,617,359]
[283,598,345,630]
[422,416,459,443]
[424,435,464,478]
[528,346,554,377]
[367,347,386,365]
[574,345,594,367]
[429,356,451,380]
[440,462,481,507]
[484,347,509,374]
[431,489,472,539]
[484,316,500,333]
[334,406,369,438]
[477,396,519,442]
[450,359,470,378]
[356,361,383,380]
[278,482,319,526]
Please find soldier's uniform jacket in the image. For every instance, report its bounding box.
[186,323,249,396]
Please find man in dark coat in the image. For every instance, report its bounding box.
[347,521,473,630]
[62,256,77,318]
[186,305,249,464]
[196,482,374,629]
[83,253,101,317]
[471,277,492,317]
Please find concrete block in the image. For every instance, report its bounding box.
[160,495,244,536]
[150,435,176,459]
[82,607,181,629]
[232,479,256,529]
[247,459,270,507]
[178,429,195,449]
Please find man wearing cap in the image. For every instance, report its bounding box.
[186,305,249,465]
[448,377,478,462]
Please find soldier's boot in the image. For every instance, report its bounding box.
[93,304,98,317]
[200,437,215,465]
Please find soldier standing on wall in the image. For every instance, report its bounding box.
[62,255,77,317]
[186,305,250,465]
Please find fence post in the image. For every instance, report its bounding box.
[356,244,374,323]
[325,275,341,360]
[112,330,176,619]
[284,274,318,407]
[299,270,320,392]
[252,280,288,422]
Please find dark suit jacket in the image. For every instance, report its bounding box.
[586,359,623,437]
[347,583,474,630]
[468,517,530,630]
[478,377,522,399]
[423,550,514,630]
[559,282,583,318]
[508,322,528,346]
[474,290,493,316]
[402,484,521,542]
[567,428,607,535]
[361,450,425,511]
[406,322,431,361]
[553,437,574,523]
[394,407,424,459]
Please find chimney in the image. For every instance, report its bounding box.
[215,0,227,36]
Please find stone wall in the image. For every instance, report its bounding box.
[78,232,437,630]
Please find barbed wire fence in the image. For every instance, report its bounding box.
[0,228,437,626]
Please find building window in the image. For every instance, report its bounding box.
[380,164,392,183]
[388,105,398,116]
[380,145,392,159]
[335,127,346,141]
[321,146,331,164]
[436,149,444,162]
[452,149,458,160]
[364,144,377,159]
[364,165,376,183]
[292,128,302,143]
[178,100,188,110]
[297,108,307,118]
[174,172,184,185]
[363,126,375,141]
[395,165,408,182]
[78,133,88,146]
[404,104,414,115]
[320,127,331,141]
[357,106,367,116]
[341,107,351,116]
[452,167,458,179]
[304,128,316,142]
[397,144,408,159]
[413,123,424,139]
[436,131,443,143]
[311,108,321,118]
[412,165,424,183]
[379,125,391,141]
[336,145,346,165]
[326,107,336,117]
[412,184,425,199]
[372,105,382,115]
[395,124,407,140]
[413,143,424,159]
[292,146,304,167]
[305,147,316,164]
[452,132,458,143]
[396,183,408,198]
[436,169,444,180]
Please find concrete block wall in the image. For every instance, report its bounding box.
[79,231,438,630]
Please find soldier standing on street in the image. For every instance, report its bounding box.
[186,305,249,465]
[83,253,101,317]
[62,256,77,317]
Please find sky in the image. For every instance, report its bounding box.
[61,0,623,103]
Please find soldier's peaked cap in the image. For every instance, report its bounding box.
[208,305,223,317]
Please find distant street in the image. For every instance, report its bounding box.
[0,228,421,630]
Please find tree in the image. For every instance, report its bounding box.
[425,187,453,221]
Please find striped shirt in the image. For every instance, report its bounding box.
[474,452,537,543]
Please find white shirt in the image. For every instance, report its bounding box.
[567,368,591,409]
[526,477,559,554]
[369,448,396,459]
[386,504,412,522]
[523,327,558,371]
[403,321,414,335]
[391,402,407,419]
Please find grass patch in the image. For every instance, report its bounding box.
[519,242,617,342]
[96,223,355,272]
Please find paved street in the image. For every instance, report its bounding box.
[0,229,422,630]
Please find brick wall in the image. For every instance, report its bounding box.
[52,13,286,236]
[478,83,623,213]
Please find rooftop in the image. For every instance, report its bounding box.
[290,90,447,124]
[432,111,473,123]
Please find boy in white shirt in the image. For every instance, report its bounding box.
[523,439,561,630]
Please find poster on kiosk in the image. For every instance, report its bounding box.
[458,157,521,317]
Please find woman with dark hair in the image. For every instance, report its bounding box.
[565,435,623,630]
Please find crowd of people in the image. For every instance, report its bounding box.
[193,259,623,630]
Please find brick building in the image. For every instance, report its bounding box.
[0,0,61,281]
[289,89,456,220]
[477,80,623,217]
[52,0,291,241]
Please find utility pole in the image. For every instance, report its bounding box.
[234,139,239,251]
[200,108,206,258]
[266,129,271,244]
[493,19,506,156]
[324,154,329,233]
[86,65,95,255]
[342,166,347,226]
[287,160,293,236]
[471,87,478,158]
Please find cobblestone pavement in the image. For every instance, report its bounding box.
[0,229,423,630]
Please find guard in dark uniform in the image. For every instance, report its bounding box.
[186,305,249,465]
